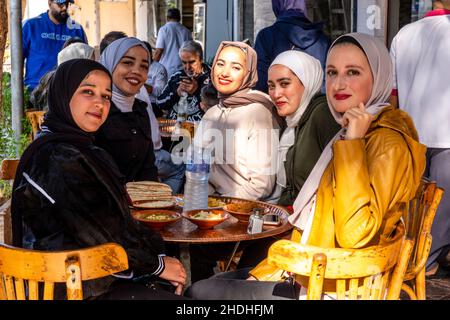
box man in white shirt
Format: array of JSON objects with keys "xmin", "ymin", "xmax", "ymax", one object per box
[
  {"xmin": 390, "ymin": 0, "xmax": 450, "ymax": 273},
  {"xmin": 153, "ymin": 8, "xmax": 192, "ymax": 77}
]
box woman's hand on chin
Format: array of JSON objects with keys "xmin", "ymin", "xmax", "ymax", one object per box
[{"xmin": 342, "ymin": 102, "xmax": 375, "ymax": 140}]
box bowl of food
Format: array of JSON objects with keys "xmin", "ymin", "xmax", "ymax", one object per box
[
  {"xmin": 182, "ymin": 209, "xmax": 230, "ymax": 230},
  {"xmin": 132, "ymin": 209, "xmax": 181, "ymax": 231},
  {"xmin": 223, "ymin": 202, "xmax": 264, "ymax": 223}
]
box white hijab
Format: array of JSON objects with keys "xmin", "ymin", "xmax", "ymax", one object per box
[
  {"xmin": 289, "ymin": 33, "xmax": 394, "ymax": 236},
  {"xmin": 271, "ymin": 51, "xmax": 324, "ymax": 189}
]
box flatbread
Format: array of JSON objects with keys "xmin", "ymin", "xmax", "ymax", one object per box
[
  {"xmin": 130, "ymin": 195, "xmax": 174, "ymax": 202},
  {"xmin": 126, "ymin": 181, "xmax": 173, "ymax": 192},
  {"xmin": 132, "ymin": 199, "xmax": 175, "ymax": 209},
  {"xmin": 126, "ymin": 181, "xmax": 173, "ymax": 204}
]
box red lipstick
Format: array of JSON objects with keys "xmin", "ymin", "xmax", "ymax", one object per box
[{"xmin": 334, "ymin": 94, "xmax": 351, "ymax": 100}]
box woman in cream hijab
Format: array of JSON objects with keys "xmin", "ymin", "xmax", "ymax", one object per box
[
  {"xmin": 267, "ymin": 50, "xmax": 340, "ymax": 205},
  {"xmin": 189, "ymin": 41, "xmax": 282, "ymax": 283},
  {"xmin": 186, "ymin": 33, "xmax": 426, "ymax": 300},
  {"xmin": 193, "ymin": 41, "xmax": 283, "ymax": 201}
]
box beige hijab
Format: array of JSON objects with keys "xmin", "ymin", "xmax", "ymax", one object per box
[
  {"xmin": 211, "ymin": 41, "xmax": 284, "ymax": 128},
  {"xmin": 289, "ymin": 33, "xmax": 394, "ymax": 232}
]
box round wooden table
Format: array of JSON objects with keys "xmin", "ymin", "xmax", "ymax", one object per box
[
  {"xmin": 157, "ymin": 198, "xmax": 293, "ymax": 272},
  {"xmin": 133, "ymin": 197, "xmax": 292, "ymax": 273},
  {"xmin": 159, "ymin": 210, "xmax": 292, "ymax": 243}
]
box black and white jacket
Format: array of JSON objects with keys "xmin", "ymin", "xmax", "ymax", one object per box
[{"xmin": 155, "ymin": 63, "xmax": 211, "ymax": 122}]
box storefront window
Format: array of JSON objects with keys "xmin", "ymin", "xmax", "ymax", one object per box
[{"xmin": 306, "ymin": 0, "xmax": 355, "ymax": 40}]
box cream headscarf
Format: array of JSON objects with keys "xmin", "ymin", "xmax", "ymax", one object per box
[
  {"xmin": 270, "ymin": 50, "xmax": 323, "ymax": 189},
  {"xmin": 289, "ymin": 33, "xmax": 394, "ymax": 233}
]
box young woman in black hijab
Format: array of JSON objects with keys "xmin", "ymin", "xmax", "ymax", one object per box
[{"xmin": 11, "ymin": 59, "xmax": 186, "ymax": 300}]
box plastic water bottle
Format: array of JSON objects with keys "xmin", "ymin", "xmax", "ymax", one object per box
[
  {"xmin": 177, "ymin": 91, "xmax": 188, "ymax": 123},
  {"xmin": 183, "ymin": 147, "xmax": 210, "ymax": 212}
]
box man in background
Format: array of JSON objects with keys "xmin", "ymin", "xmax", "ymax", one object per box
[
  {"xmin": 390, "ymin": 0, "xmax": 450, "ymax": 275},
  {"xmin": 155, "ymin": 40, "xmax": 210, "ymax": 123},
  {"xmin": 153, "ymin": 8, "xmax": 192, "ymax": 77},
  {"xmin": 22, "ymin": 0, "xmax": 87, "ymax": 92}
]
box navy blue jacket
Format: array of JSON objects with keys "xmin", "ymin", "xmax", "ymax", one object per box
[{"xmin": 254, "ymin": 13, "xmax": 330, "ymax": 93}]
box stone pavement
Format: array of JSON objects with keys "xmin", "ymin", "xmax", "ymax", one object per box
[{"xmin": 426, "ymin": 272, "xmax": 450, "ymax": 300}]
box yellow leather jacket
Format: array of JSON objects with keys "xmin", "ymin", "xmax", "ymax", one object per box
[{"xmin": 250, "ymin": 106, "xmax": 426, "ymax": 281}]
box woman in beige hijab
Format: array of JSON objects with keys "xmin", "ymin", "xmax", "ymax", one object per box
[
  {"xmin": 193, "ymin": 41, "xmax": 282, "ymax": 200},
  {"xmin": 188, "ymin": 41, "xmax": 282, "ymax": 284},
  {"xmin": 186, "ymin": 33, "xmax": 426, "ymax": 300}
]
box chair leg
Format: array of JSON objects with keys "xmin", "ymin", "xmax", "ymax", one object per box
[
  {"xmin": 401, "ymin": 283, "xmax": 417, "ymax": 300},
  {"xmin": 415, "ymin": 268, "xmax": 426, "ymax": 300}
]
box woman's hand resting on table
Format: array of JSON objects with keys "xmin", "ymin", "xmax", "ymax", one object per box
[
  {"xmin": 342, "ymin": 102, "xmax": 375, "ymax": 140},
  {"xmin": 159, "ymin": 256, "xmax": 187, "ymax": 295}
]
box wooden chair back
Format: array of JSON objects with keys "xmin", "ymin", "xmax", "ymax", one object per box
[
  {"xmin": 25, "ymin": 110, "xmax": 45, "ymax": 140},
  {"xmin": 0, "ymin": 159, "xmax": 19, "ymax": 181},
  {"xmin": 0, "ymin": 243, "xmax": 128, "ymax": 300},
  {"xmin": 267, "ymin": 223, "xmax": 412, "ymax": 300},
  {"xmin": 402, "ymin": 178, "xmax": 444, "ymax": 299},
  {"xmin": 0, "ymin": 159, "xmax": 19, "ymax": 245}
]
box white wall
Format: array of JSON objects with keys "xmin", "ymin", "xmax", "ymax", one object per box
[
  {"xmin": 24, "ymin": 0, "xmax": 48, "ymax": 21},
  {"xmin": 135, "ymin": 0, "xmax": 150, "ymax": 42}
]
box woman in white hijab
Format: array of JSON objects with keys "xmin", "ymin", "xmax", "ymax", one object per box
[{"xmin": 267, "ymin": 50, "xmax": 340, "ymax": 205}]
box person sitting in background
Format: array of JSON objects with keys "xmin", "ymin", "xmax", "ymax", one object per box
[
  {"xmin": 11, "ymin": 59, "xmax": 186, "ymax": 299},
  {"xmin": 199, "ymin": 83, "xmax": 219, "ymax": 113},
  {"xmin": 61, "ymin": 36, "xmax": 86, "ymax": 49},
  {"xmin": 186, "ymin": 33, "xmax": 426, "ymax": 300},
  {"xmin": 97, "ymin": 37, "xmax": 158, "ymax": 183},
  {"xmin": 57, "ymin": 42, "xmax": 95, "ymax": 65},
  {"xmin": 142, "ymin": 41, "xmax": 168, "ymax": 106},
  {"xmin": 155, "ymin": 40, "xmax": 211, "ymax": 123},
  {"xmin": 99, "ymin": 31, "xmax": 128, "ymax": 55},
  {"xmin": 253, "ymin": 0, "xmax": 330, "ymax": 93}
]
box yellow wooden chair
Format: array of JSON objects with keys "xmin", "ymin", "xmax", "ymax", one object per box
[
  {"xmin": 401, "ymin": 179, "xmax": 444, "ymax": 300},
  {"xmin": 0, "ymin": 243, "xmax": 128, "ymax": 300},
  {"xmin": 0, "ymin": 159, "xmax": 19, "ymax": 245},
  {"xmin": 267, "ymin": 223, "xmax": 413, "ymax": 300}
]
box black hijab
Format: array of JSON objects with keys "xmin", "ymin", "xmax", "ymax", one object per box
[{"xmin": 12, "ymin": 59, "xmax": 127, "ymax": 246}]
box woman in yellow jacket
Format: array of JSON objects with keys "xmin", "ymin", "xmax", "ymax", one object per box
[{"xmin": 185, "ymin": 33, "xmax": 426, "ymax": 300}]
